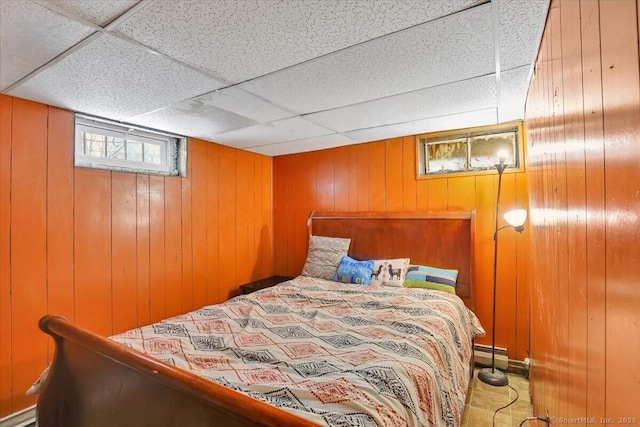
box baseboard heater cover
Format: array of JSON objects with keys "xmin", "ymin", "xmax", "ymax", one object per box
[
  {"xmin": 474, "ymin": 344, "xmax": 509, "ymax": 370},
  {"xmin": 0, "ymin": 405, "xmax": 36, "ymax": 427}
]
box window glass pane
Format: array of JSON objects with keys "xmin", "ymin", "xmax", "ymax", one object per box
[
  {"xmin": 127, "ymin": 140, "xmax": 144, "ymax": 162},
  {"xmin": 427, "ymin": 139, "xmax": 467, "ymax": 173},
  {"xmin": 75, "ymin": 115, "xmax": 184, "ymax": 176},
  {"xmin": 82, "ymin": 132, "xmax": 106, "ymax": 158},
  {"xmin": 106, "ymin": 137, "xmax": 126, "ymax": 160},
  {"xmin": 470, "ymin": 131, "xmax": 516, "ymax": 168},
  {"xmin": 143, "ymin": 143, "xmax": 161, "ymax": 164}
]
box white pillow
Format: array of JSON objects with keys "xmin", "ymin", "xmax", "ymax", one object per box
[
  {"xmin": 301, "ymin": 236, "xmax": 351, "ymax": 280},
  {"xmin": 369, "ymin": 258, "xmax": 410, "ymax": 287}
]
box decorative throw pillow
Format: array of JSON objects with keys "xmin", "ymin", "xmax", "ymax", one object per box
[
  {"xmin": 369, "ymin": 258, "xmax": 410, "ymax": 287},
  {"xmin": 301, "ymin": 236, "xmax": 351, "ymax": 280},
  {"xmin": 333, "ymin": 256, "xmax": 375, "ymax": 285},
  {"xmin": 403, "ymin": 265, "xmax": 459, "ymax": 294}
]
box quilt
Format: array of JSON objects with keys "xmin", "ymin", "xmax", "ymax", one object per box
[{"xmin": 112, "ymin": 276, "xmax": 485, "ymax": 427}]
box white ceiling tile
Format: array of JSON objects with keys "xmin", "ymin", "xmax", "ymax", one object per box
[
  {"xmin": 192, "ymin": 87, "xmax": 295, "ymax": 123},
  {"xmin": 125, "ymin": 86, "xmax": 295, "ymax": 139},
  {"xmin": 240, "ymin": 3, "xmax": 494, "ymax": 114},
  {"xmin": 210, "ymin": 117, "xmax": 334, "ymax": 149},
  {"xmin": 246, "ymin": 134, "xmax": 355, "ymax": 156},
  {"xmin": 499, "ymin": 0, "xmax": 550, "ymax": 70},
  {"xmin": 8, "ymin": 34, "xmax": 224, "ymax": 120},
  {"xmin": 45, "ymin": 0, "xmax": 141, "ymax": 26},
  {"xmin": 306, "ymin": 75, "xmax": 496, "ymax": 133},
  {"xmin": 0, "ymin": 0, "xmax": 95, "ymax": 90},
  {"xmin": 125, "ymin": 105, "xmax": 257, "ymax": 139},
  {"xmin": 113, "ymin": 0, "xmax": 482, "ymax": 83},
  {"xmin": 499, "ymin": 65, "xmax": 531, "ymax": 122},
  {"xmin": 344, "ymin": 108, "xmax": 498, "ymax": 143}
]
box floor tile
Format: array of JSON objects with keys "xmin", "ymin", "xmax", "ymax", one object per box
[{"xmin": 465, "ymin": 368, "xmax": 534, "ymax": 426}]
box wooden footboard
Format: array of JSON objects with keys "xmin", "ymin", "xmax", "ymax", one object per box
[{"xmin": 37, "ymin": 315, "xmax": 317, "ymax": 427}]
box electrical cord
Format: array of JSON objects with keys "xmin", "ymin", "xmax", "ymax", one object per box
[
  {"xmin": 519, "ymin": 416, "xmax": 550, "ymax": 426},
  {"xmin": 489, "ymin": 384, "xmax": 551, "ymax": 426},
  {"xmin": 493, "ymin": 384, "xmax": 519, "ymax": 427}
]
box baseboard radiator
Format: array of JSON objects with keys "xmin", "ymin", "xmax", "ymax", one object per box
[
  {"xmin": 474, "ymin": 344, "xmax": 528, "ymax": 376},
  {"xmin": 0, "ymin": 406, "xmax": 36, "ymax": 427}
]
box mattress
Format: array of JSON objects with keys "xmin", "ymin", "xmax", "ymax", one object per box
[{"xmin": 111, "ymin": 276, "xmax": 485, "ymax": 426}]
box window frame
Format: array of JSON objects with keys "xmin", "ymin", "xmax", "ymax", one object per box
[
  {"xmin": 415, "ymin": 121, "xmax": 525, "ymax": 179},
  {"xmin": 74, "ymin": 114, "xmax": 186, "ymax": 177}
]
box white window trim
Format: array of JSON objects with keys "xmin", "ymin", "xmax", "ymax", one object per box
[{"xmin": 74, "ymin": 114, "xmax": 186, "ymax": 177}]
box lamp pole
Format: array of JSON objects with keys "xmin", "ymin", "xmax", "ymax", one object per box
[{"xmin": 478, "ymin": 154, "xmax": 509, "ymax": 386}]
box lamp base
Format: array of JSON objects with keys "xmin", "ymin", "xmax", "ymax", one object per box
[{"xmin": 477, "ymin": 367, "xmax": 509, "ymax": 386}]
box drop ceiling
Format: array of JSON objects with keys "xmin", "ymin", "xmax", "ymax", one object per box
[{"xmin": 0, "ymin": 0, "xmax": 549, "ymax": 156}]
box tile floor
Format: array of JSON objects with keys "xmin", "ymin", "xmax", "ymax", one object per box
[{"xmin": 462, "ymin": 368, "xmax": 535, "ymax": 427}]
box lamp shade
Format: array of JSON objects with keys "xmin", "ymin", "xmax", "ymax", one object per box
[{"xmin": 503, "ymin": 209, "xmax": 527, "ymax": 227}]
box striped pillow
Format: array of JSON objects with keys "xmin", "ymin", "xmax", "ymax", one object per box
[{"xmin": 403, "ymin": 265, "xmax": 458, "ymax": 294}]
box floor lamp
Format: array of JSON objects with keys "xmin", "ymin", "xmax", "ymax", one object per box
[{"xmin": 477, "ymin": 150, "xmax": 527, "ymax": 387}]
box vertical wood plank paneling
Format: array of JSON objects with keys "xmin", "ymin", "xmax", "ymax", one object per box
[
  {"xmin": 416, "ymin": 178, "xmax": 429, "ymax": 211},
  {"xmin": 252, "ymin": 156, "xmax": 264, "ymax": 280},
  {"xmin": 384, "ymin": 138, "xmax": 403, "ymax": 211},
  {"xmin": 0, "ymin": 95, "xmax": 12, "ymax": 415},
  {"xmin": 514, "ymin": 172, "xmax": 529, "ymax": 361},
  {"xmin": 559, "ymin": 0, "xmax": 587, "ymax": 419},
  {"xmin": 550, "ymin": 6, "xmax": 569, "ymax": 419},
  {"xmin": 426, "ymin": 178, "xmax": 447, "ymax": 210},
  {"xmin": 447, "ymin": 176, "xmax": 475, "ymax": 210},
  {"xmin": 149, "ymin": 175, "xmax": 166, "ymax": 323},
  {"xmin": 181, "ymin": 144, "xmax": 193, "ymax": 313},
  {"xmin": 136, "ymin": 175, "xmax": 150, "ymax": 326},
  {"xmin": 293, "ymin": 154, "xmax": 308, "ymax": 274},
  {"xmin": 206, "ymin": 143, "xmax": 219, "ymax": 303},
  {"xmin": 245, "ymin": 154, "xmax": 257, "ymax": 282},
  {"xmin": 402, "ymin": 136, "xmax": 417, "ymax": 212},
  {"xmin": 334, "ymin": 146, "xmax": 350, "ymax": 212},
  {"xmin": 218, "ymin": 146, "xmax": 236, "ymax": 300},
  {"xmin": 369, "ymin": 141, "xmax": 385, "ymax": 211},
  {"xmin": 0, "ymin": 100, "xmax": 277, "ymax": 417},
  {"xmin": 235, "ymin": 150, "xmax": 251, "ymax": 287},
  {"xmin": 10, "ymin": 99, "xmax": 48, "ymax": 411},
  {"xmin": 273, "ymin": 156, "xmax": 288, "ymax": 275},
  {"xmin": 164, "ymin": 177, "xmax": 183, "ymax": 317},
  {"xmin": 252, "ymin": 155, "xmax": 269, "ymax": 280},
  {"xmin": 46, "ymin": 107, "xmax": 74, "ymax": 358},
  {"xmin": 581, "ymin": 0, "xmax": 607, "ymax": 419},
  {"xmin": 74, "ymin": 168, "xmax": 112, "ymax": 335},
  {"xmin": 285, "ymin": 156, "xmax": 296, "ymax": 274},
  {"xmin": 261, "ymin": 156, "xmax": 273, "ymax": 278},
  {"xmin": 111, "ymin": 172, "xmax": 137, "ymax": 334},
  {"xmin": 600, "ymin": 0, "xmax": 640, "ymax": 418},
  {"xmin": 526, "ymin": 0, "xmax": 640, "ymax": 422},
  {"xmin": 316, "ymin": 150, "xmax": 335, "ymax": 212},
  {"xmin": 356, "ymin": 144, "xmax": 370, "ymax": 211},
  {"xmin": 190, "ymin": 140, "xmax": 208, "ymax": 309},
  {"xmin": 348, "ymin": 145, "xmax": 359, "ymax": 211}
]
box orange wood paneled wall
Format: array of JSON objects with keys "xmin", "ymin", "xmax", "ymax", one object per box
[
  {"xmin": 525, "ymin": 0, "xmax": 640, "ymax": 421},
  {"xmin": 272, "ymin": 137, "xmax": 530, "ymax": 361},
  {"xmin": 0, "ymin": 95, "xmax": 273, "ymax": 417}
]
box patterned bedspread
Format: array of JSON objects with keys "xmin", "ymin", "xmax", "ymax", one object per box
[{"xmin": 112, "ymin": 276, "xmax": 485, "ymax": 427}]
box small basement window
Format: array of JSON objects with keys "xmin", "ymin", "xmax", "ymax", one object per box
[
  {"xmin": 75, "ymin": 115, "xmax": 186, "ymax": 176},
  {"xmin": 416, "ymin": 122, "xmax": 524, "ymax": 178}
]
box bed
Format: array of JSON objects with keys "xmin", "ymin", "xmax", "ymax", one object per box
[{"xmin": 35, "ymin": 211, "xmax": 483, "ymax": 427}]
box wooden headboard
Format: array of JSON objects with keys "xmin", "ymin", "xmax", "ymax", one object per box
[{"xmin": 308, "ymin": 211, "xmax": 476, "ymax": 310}]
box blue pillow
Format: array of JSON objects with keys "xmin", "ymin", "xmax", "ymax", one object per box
[
  {"xmin": 404, "ymin": 265, "xmax": 458, "ymax": 294},
  {"xmin": 333, "ymin": 256, "xmax": 375, "ymax": 285}
]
